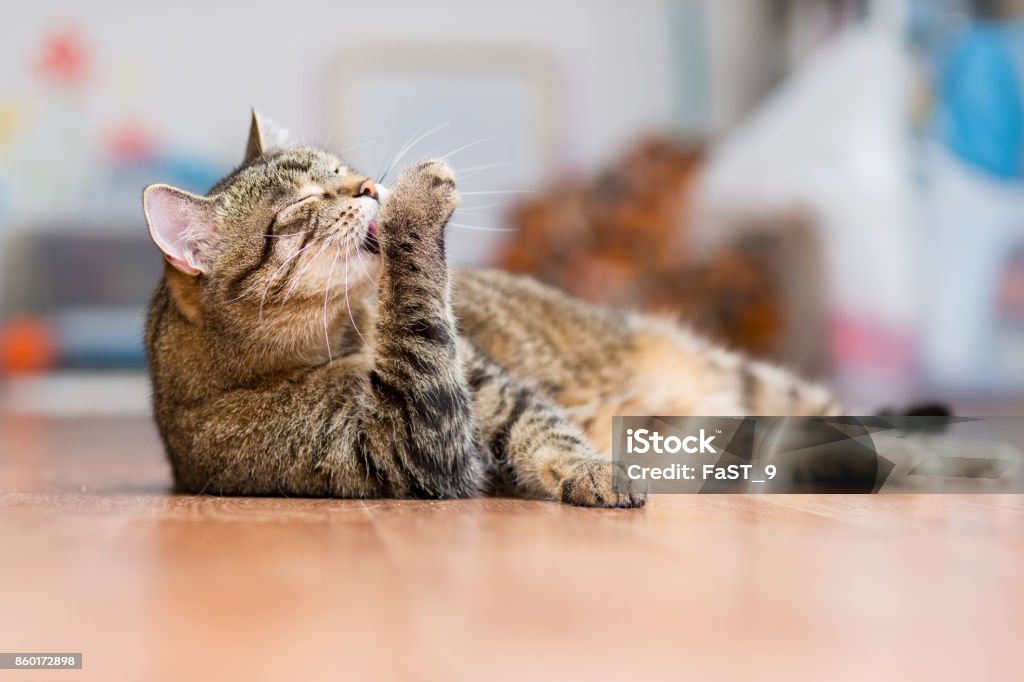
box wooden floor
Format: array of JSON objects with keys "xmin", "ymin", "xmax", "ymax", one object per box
[{"xmin": 1, "ymin": 414, "xmax": 1022, "ymax": 681}]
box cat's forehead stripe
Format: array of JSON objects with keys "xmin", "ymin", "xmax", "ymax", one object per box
[{"xmin": 275, "ymin": 157, "xmax": 313, "ymax": 174}]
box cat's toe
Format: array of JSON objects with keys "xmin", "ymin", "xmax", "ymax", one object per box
[
  {"xmin": 415, "ymin": 159, "xmax": 457, "ymax": 184},
  {"xmin": 558, "ymin": 460, "xmax": 648, "ymax": 508}
]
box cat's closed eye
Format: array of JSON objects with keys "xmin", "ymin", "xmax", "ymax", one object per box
[
  {"xmin": 289, "ymin": 193, "xmax": 324, "ymax": 207},
  {"xmin": 283, "ymin": 185, "xmax": 328, "ymax": 208},
  {"xmin": 274, "ymin": 188, "xmax": 327, "ymax": 222}
]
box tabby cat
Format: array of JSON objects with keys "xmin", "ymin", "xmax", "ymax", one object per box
[{"xmin": 144, "ymin": 112, "xmax": 841, "ymax": 507}]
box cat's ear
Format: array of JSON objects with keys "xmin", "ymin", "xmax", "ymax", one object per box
[
  {"xmin": 143, "ymin": 184, "xmax": 216, "ymax": 276},
  {"xmin": 244, "ymin": 109, "xmax": 267, "ymax": 164},
  {"xmin": 244, "ymin": 109, "xmax": 294, "ymax": 163}
]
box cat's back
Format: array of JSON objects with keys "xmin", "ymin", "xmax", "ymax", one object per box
[
  {"xmin": 453, "ymin": 268, "xmax": 628, "ymax": 344},
  {"xmin": 452, "ymin": 268, "xmax": 635, "ymax": 391}
]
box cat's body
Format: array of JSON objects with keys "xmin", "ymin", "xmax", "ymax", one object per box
[{"xmin": 144, "ymin": 113, "xmax": 840, "ymax": 507}]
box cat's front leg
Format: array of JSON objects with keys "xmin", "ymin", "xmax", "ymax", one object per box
[
  {"xmin": 466, "ymin": 349, "xmax": 648, "ymax": 508},
  {"xmin": 364, "ymin": 160, "xmax": 485, "ymax": 498}
]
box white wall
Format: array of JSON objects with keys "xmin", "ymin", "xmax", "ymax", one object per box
[
  {"xmin": 0, "ymin": 0, "xmax": 821, "ymax": 222},
  {"xmin": 0, "ymin": 0, "xmax": 677, "ymax": 182}
]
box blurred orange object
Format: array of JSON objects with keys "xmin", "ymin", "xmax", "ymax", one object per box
[
  {"xmin": 0, "ymin": 317, "xmax": 58, "ymax": 374},
  {"xmin": 497, "ymin": 137, "xmax": 826, "ymax": 373}
]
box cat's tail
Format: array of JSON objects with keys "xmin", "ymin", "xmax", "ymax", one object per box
[
  {"xmin": 876, "ymin": 402, "xmax": 954, "ymax": 432},
  {"xmin": 736, "ymin": 356, "xmax": 955, "ymax": 425}
]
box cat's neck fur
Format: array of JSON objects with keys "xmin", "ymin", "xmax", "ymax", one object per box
[{"xmin": 156, "ymin": 264, "xmax": 378, "ymax": 392}]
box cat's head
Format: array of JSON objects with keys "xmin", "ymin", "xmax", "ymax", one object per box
[{"xmin": 143, "ymin": 111, "xmax": 385, "ymax": 357}]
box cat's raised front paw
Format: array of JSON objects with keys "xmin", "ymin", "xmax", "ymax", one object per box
[{"xmin": 379, "ymin": 159, "xmax": 459, "ymax": 238}]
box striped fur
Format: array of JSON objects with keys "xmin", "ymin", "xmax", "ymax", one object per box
[{"xmin": 144, "ymin": 127, "xmax": 838, "ymax": 508}]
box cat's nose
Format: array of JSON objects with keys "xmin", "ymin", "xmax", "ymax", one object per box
[{"xmin": 358, "ymin": 179, "xmax": 378, "ymax": 200}]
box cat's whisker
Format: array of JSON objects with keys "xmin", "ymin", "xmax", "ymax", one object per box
[
  {"xmin": 226, "ymin": 237, "xmax": 315, "ymax": 304},
  {"xmin": 437, "ymin": 136, "xmax": 499, "ymax": 161},
  {"xmin": 380, "ymin": 125, "xmax": 440, "ymax": 182},
  {"xmin": 456, "ymin": 201, "xmax": 499, "ymax": 209},
  {"xmin": 454, "ymin": 164, "xmax": 510, "ymax": 181},
  {"xmin": 378, "ymin": 121, "xmax": 449, "ymax": 184},
  {"xmin": 257, "ymin": 239, "xmax": 321, "ymax": 320},
  {"xmin": 454, "ymin": 203, "xmax": 499, "ymax": 214},
  {"xmin": 454, "ymin": 162, "xmax": 509, "ymax": 175},
  {"xmin": 256, "ymin": 146, "xmax": 282, "ymax": 181},
  {"xmin": 225, "ymin": 280, "xmax": 265, "ymax": 304},
  {"xmin": 321, "ymin": 125, "xmax": 336, "ymax": 150},
  {"xmin": 323, "ymin": 247, "xmax": 340, "ymax": 363},
  {"xmin": 335, "ymin": 139, "xmax": 376, "ymax": 157},
  {"xmin": 353, "ymin": 243, "xmax": 373, "ymax": 281},
  {"xmin": 260, "ymin": 150, "xmax": 288, "ymax": 187},
  {"xmin": 448, "ymin": 222, "xmax": 519, "ymax": 232},
  {"xmin": 399, "ymin": 121, "xmax": 449, "ymax": 160},
  {"xmin": 377, "ymin": 121, "xmax": 431, "ymax": 179},
  {"xmin": 344, "ymin": 248, "xmax": 367, "ymax": 346},
  {"xmin": 282, "ymin": 239, "xmax": 332, "ymax": 304},
  {"xmin": 271, "ymin": 165, "xmax": 285, "ymax": 186}
]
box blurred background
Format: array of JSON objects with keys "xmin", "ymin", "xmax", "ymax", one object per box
[{"xmin": 0, "ymin": 0, "xmax": 1021, "ymax": 417}]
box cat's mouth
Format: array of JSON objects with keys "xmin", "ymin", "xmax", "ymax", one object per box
[{"xmin": 361, "ymin": 221, "xmax": 380, "ymax": 255}]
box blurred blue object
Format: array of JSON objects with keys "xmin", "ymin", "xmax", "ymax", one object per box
[
  {"xmin": 935, "ymin": 21, "xmax": 1024, "ymax": 180},
  {"xmin": 112, "ymin": 154, "xmax": 227, "ymax": 197},
  {"xmin": 158, "ymin": 154, "xmax": 228, "ymax": 195}
]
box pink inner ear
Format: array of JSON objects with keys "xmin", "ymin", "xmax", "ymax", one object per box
[
  {"xmin": 145, "ymin": 185, "xmax": 205, "ymax": 275},
  {"xmin": 164, "ymin": 254, "xmax": 201, "ymax": 276}
]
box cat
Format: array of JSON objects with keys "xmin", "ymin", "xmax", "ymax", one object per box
[{"xmin": 143, "ymin": 111, "xmax": 843, "ymax": 508}]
